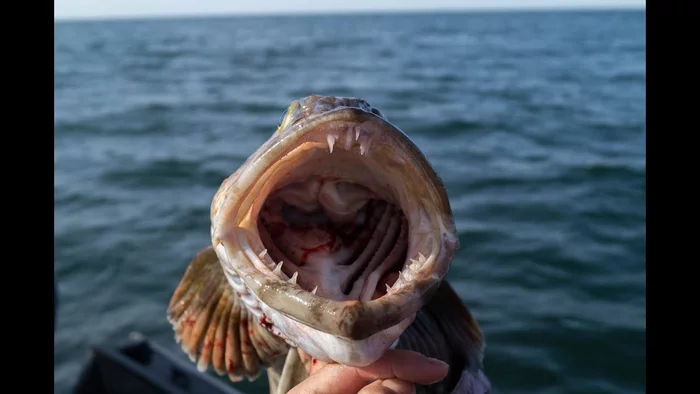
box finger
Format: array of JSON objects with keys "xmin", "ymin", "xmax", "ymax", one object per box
[
  {"xmin": 359, "ymin": 379, "xmax": 415, "ymax": 394},
  {"xmin": 297, "ymin": 348, "xmax": 313, "ymax": 366},
  {"xmin": 380, "ymin": 379, "xmax": 415, "ymax": 394},
  {"xmin": 309, "ymin": 358, "xmax": 328, "ymax": 375},
  {"xmin": 297, "ymin": 348, "xmax": 317, "ymax": 373},
  {"xmin": 352, "ymin": 350, "xmax": 448, "ymax": 385},
  {"xmin": 288, "ymin": 350, "xmax": 447, "ymax": 394}
]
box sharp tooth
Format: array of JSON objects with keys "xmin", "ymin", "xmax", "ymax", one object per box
[
  {"xmin": 258, "ymin": 249, "xmax": 268, "ymax": 259},
  {"xmin": 386, "ymin": 283, "xmax": 392, "ymax": 293},
  {"xmin": 274, "ymin": 261, "xmax": 283, "ymax": 276},
  {"xmin": 360, "ymin": 142, "xmax": 367, "ymax": 155},
  {"xmin": 345, "ymin": 128, "xmax": 354, "ymax": 149},
  {"xmin": 288, "ymin": 271, "xmax": 298, "ymax": 285},
  {"xmin": 409, "ymin": 258, "xmax": 420, "ymax": 269},
  {"xmin": 402, "ymin": 270, "xmax": 413, "ymax": 281},
  {"xmin": 327, "ymin": 135, "xmax": 335, "ymax": 153},
  {"xmin": 311, "ymin": 286, "xmax": 318, "ymax": 295},
  {"xmin": 355, "ymin": 127, "xmax": 360, "ymax": 140},
  {"xmin": 418, "ymin": 253, "xmax": 427, "ymax": 263}
]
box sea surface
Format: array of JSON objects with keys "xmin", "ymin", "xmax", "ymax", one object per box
[{"xmin": 54, "ymin": 10, "xmax": 646, "ymax": 394}]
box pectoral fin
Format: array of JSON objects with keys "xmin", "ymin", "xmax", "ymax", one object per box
[
  {"xmin": 397, "ymin": 281, "xmax": 491, "ymax": 394},
  {"xmin": 167, "ymin": 246, "xmax": 290, "ymax": 382}
]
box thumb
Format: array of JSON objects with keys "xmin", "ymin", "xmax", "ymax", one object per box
[{"xmin": 289, "ymin": 350, "xmax": 449, "ymax": 394}]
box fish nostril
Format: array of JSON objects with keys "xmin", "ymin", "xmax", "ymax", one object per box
[{"xmin": 370, "ymin": 108, "xmax": 383, "ymax": 117}]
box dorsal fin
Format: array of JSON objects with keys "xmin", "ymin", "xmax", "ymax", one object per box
[{"xmin": 167, "ymin": 246, "xmax": 289, "ymax": 382}]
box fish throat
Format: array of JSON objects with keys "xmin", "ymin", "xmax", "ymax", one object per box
[{"xmin": 259, "ymin": 172, "xmax": 408, "ymax": 301}]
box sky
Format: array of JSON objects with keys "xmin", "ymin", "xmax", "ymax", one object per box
[{"xmin": 54, "ymin": 0, "xmax": 646, "ymax": 20}]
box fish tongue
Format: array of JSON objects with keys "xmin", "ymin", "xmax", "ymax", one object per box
[{"xmin": 318, "ymin": 180, "xmax": 372, "ymax": 225}]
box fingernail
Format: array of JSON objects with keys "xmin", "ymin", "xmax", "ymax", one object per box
[
  {"xmin": 425, "ymin": 357, "xmax": 449, "ymax": 384},
  {"xmin": 426, "ymin": 357, "xmax": 448, "ymax": 368}
]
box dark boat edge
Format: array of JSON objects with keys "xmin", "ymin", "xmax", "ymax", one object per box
[{"xmin": 73, "ymin": 332, "xmax": 245, "ymax": 394}]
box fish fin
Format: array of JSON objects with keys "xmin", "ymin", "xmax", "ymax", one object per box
[
  {"xmin": 271, "ymin": 348, "xmax": 309, "ymax": 394},
  {"xmin": 397, "ymin": 280, "xmax": 490, "ymax": 394},
  {"xmin": 266, "ymin": 356, "xmax": 287, "ymax": 394},
  {"xmin": 451, "ymin": 368, "xmax": 492, "ymax": 394},
  {"xmin": 167, "ymin": 246, "xmax": 289, "ymax": 382}
]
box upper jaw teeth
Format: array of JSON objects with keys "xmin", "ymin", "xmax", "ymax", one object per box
[
  {"xmin": 325, "ymin": 127, "xmax": 369, "ymax": 156},
  {"xmin": 327, "ymin": 135, "xmax": 336, "ymax": 153}
]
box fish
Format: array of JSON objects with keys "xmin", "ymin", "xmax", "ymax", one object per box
[{"xmin": 167, "ymin": 95, "xmax": 491, "ymax": 394}]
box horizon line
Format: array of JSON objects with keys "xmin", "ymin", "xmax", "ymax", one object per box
[{"xmin": 54, "ymin": 5, "xmax": 645, "ymax": 23}]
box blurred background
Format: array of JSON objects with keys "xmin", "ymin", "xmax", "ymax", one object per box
[{"xmin": 54, "ymin": 1, "xmax": 646, "ymax": 393}]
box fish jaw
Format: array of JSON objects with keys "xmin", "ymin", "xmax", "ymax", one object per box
[
  {"xmin": 216, "ymin": 243, "xmax": 415, "ymax": 365},
  {"xmin": 209, "ymin": 95, "xmax": 459, "ymax": 366}
]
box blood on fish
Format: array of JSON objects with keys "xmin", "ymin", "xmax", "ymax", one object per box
[
  {"xmin": 300, "ymin": 233, "xmax": 336, "ymax": 264},
  {"xmin": 259, "ymin": 314, "xmax": 274, "ymax": 331},
  {"xmin": 227, "ymin": 359, "xmax": 235, "ymax": 373}
]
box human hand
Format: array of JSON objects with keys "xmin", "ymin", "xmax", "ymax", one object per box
[{"xmin": 288, "ymin": 349, "xmax": 449, "ymax": 394}]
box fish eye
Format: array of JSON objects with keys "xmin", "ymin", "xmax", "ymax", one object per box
[
  {"xmin": 276, "ymin": 106, "xmax": 292, "ymax": 132},
  {"xmin": 278, "ymin": 109, "xmax": 288, "ymax": 128},
  {"xmin": 276, "ymin": 102, "xmax": 299, "ymax": 133}
]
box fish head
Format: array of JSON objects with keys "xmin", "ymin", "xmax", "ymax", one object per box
[{"xmin": 211, "ymin": 94, "xmax": 459, "ymax": 367}]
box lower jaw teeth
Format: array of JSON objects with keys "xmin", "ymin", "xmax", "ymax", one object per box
[
  {"xmin": 274, "ymin": 261, "xmax": 284, "ymax": 276},
  {"xmin": 271, "ymin": 267, "xmax": 406, "ymax": 299},
  {"xmin": 265, "ymin": 253, "xmax": 425, "ymax": 298}
]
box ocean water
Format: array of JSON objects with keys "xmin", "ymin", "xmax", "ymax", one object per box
[{"xmin": 54, "ymin": 10, "xmax": 646, "ymax": 394}]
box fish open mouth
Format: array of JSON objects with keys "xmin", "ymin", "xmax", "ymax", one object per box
[
  {"xmin": 255, "ymin": 119, "xmax": 436, "ymax": 303},
  {"xmin": 212, "ymin": 106, "xmax": 458, "ymax": 343}
]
